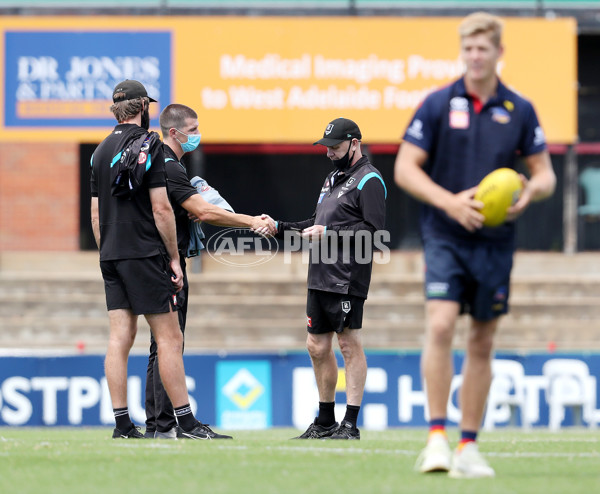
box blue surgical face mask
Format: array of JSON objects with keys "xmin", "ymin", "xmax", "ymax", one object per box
[{"xmin": 175, "ymin": 128, "xmax": 201, "ymax": 153}]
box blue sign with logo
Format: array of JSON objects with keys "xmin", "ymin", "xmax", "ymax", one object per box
[
  {"xmin": 4, "ymin": 31, "xmax": 171, "ymax": 127},
  {"xmin": 216, "ymin": 360, "xmax": 272, "ymax": 429},
  {"xmin": 1, "ymin": 352, "xmax": 599, "ymax": 429}
]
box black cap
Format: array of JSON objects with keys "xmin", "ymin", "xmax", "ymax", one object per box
[
  {"xmin": 313, "ymin": 118, "xmax": 362, "ymax": 146},
  {"xmin": 112, "ymin": 80, "xmax": 157, "ymax": 103}
]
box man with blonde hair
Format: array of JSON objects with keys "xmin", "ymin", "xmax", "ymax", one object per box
[
  {"xmin": 395, "ymin": 13, "xmax": 556, "ymax": 477},
  {"xmin": 459, "ymin": 10, "xmax": 503, "ymax": 46}
]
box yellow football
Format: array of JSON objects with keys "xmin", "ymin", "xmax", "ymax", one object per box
[{"xmin": 474, "ymin": 168, "xmax": 523, "ymax": 227}]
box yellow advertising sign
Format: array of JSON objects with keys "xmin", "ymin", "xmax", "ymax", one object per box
[{"xmin": 0, "ymin": 16, "xmax": 576, "ymax": 143}]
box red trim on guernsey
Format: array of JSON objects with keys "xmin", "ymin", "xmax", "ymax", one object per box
[{"xmin": 470, "ymin": 95, "xmax": 483, "ymax": 114}]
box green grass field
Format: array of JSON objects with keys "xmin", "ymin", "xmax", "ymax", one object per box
[{"xmin": 0, "ymin": 428, "xmax": 598, "ymax": 494}]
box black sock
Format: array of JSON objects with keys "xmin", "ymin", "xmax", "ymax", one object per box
[
  {"xmin": 316, "ymin": 401, "xmax": 336, "ymax": 427},
  {"xmin": 174, "ymin": 404, "xmax": 197, "ymax": 432},
  {"xmin": 113, "ymin": 407, "xmax": 133, "ymax": 431},
  {"xmin": 343, "ymin": 405, "xmax": 360, "ymax": 428}
]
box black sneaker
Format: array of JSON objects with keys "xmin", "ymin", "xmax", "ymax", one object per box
[
  {"xmin": 325, "ymin": 420, "xmax": 360, "ymax": 440},
  {"xmin": 176, "ymin": 423, "xmax": 233, "ymax": 440},
  {"xmin": 292, "ymin": 418, "xmax": 339, "ymax": 439},
  {"xmin": 143, "ymin": 429, "xmax": 156, "ymax": 439},
  {"xmin": 112, "ymin": 425, "xmax": 146, "ymax": 439}
]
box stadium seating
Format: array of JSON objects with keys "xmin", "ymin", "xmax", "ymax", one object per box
[{"xmin": 3, "ymin": 251, "xmax": 600, "ymax": 353}]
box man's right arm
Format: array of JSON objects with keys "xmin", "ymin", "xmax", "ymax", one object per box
[
  {"xmin": 394, "ymin": 141, "xmax": 450, "ymax": 209},
  {"xmin": 149, "ymin": 186, "xmax": 183, "ymax": 291},
  {"xmin": 181, "ymin": 194, "xmax": 273, "ymax": 232},
  {"xmin": 272, "ymin": 215, "xmax": 316, "ymax": 238},
  {"xmin": 394, "ymin": 141, "xmax": 484, "ymax": 232}
]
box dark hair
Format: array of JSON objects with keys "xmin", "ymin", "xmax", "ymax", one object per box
[{"xmin": 159, "ymin": 104, "xmax": 198, "ymax": 137}]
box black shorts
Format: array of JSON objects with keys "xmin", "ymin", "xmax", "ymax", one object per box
[
  {"xmin": 306, "ymin": 289, "xmax": 365, "ymax": 334},
  {"xmin": 100, "ymin": 254, "xmax": 180, "ymax": 316}
]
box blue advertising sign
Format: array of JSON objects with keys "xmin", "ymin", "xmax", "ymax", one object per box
[
  {"xmin": 0, "ymin": 352, "xmax": 598, "ymax": 429},
  {"xmin": 216, "ymin": 360, "xmax": 272, "ymax": 429},
  {"xmin": 4, "ymin": 31, "xmax": 171, "ymax": 127}
]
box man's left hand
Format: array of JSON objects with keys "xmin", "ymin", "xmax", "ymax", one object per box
[
  {"xmin": 506, "ymin": 173, "xmax": 530, "ymax": 222},
  {"xmin": 301, "ymin": 225, "xmax": 326, "ymax": 241}
]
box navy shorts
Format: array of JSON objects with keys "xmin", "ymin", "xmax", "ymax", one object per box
[
  {"xmin": 306, "ymin": 289, "xmax": 365, "ymax": 334},
  {"xmin": 423, "ymin": 238, "xmax": 513, "ymax": 321},
  {"xmin": 100, "ymin": 253, "xmax": 180, "ymax": 316}
]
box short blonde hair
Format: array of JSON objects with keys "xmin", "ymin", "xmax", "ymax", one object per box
[{"xmin": 459, "ymin": 12, "xmax": 503, "ymax": 47}]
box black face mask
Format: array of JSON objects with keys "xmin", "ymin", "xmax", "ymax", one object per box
[
  {"xmin": 331, "ymin": 141, "xmax": 355, "ymax": 172},
  {"xmin": 140, "ymin": 104, "xmax": 150, "ymax": 130}
]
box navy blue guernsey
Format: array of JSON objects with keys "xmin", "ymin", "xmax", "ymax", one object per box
[
  {"xmin": 402, "ymin": 77, "xmax": 547, "ymax": 246},
  {"xmin": 277, "ymin": 156, "xmax": 386, "ymax": 298},
  {"xmin": 90, "ymin": 124, "xmax": 166, "ymax": 261}
]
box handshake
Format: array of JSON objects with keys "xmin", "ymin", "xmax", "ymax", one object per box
[
  {"xmin": 250, "ymin": 214, "xmax": 277, "ymax": 237},
  {"xmin": 250, "ymin": 214, "xmax": 326, "ymax": 241}
]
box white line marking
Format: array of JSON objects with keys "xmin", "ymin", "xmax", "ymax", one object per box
[
  {"xmin": 264, "ymin": 445, "xmax": 599, "ymax": 459},
  {"xmin": 485, "ymin": 437, "xmax": 599, "ymax": 443}
]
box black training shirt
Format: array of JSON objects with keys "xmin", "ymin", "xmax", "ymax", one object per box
[
  {"xmin": 90, "ymin": 124, "xmax": 166, "ymax": 261},
  {"xmin": 278, "ymin": 156, "xmax": 387, "ymax": 298},
  {"xmin": 163, "ymin": 144, "xmax": 198, "ymax": 254}
]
